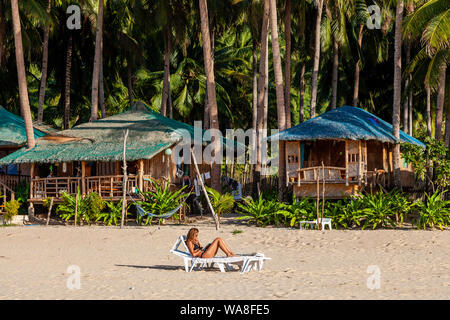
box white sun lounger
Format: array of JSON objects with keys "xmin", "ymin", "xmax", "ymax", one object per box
[{"xmin": 170, "ymin": 235, "xmax": 271, "ymax": 274}]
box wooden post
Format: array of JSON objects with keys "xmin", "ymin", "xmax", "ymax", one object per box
[
  {"xmin": 138, "ymin": 159, "xmax": 144, "ymax": 192},
  {"xmin": 191, "ymin": 148, "xmax": 220, "ymax": 231},
  {"xmin": 30, "ymin": 163, "xmax": 35, "ymax": 199},
  {"xmin": 81, "ymin": 161, "xmax": 86, "ymax": 196},
  {"xmin": 46, "ymin": 197, "xmax": 54, "ymax": 226},
  {"xmin": 316, "ymin": 167, "xmax": 320, "ymax": 230},
  {"xmin": 358, "ymin": 141, "xmax": 362, "ymax": 186},
  {"xmin": 364, "ymin": 141, "xmax": 368, "ymax": 186},
  {"xmin": 345, "ymin": 140, "xmax": 349, "ymax": 186},
  {"xmin": 74, "ymin": 192, "xmax": 78, "ymax": 227},
  {"xmin": 121, "ymin": 129, "xmax": 129, "ymax": 229},
  {"xmin": 321, "ymin": 161, "xmax": 325, "ymax": 229},
  {"xmin": 285, "ymin": 142, "xmax": 289, "ymax": 187},
  {"xmin": 297, "ymin": 141, "xmax": 301, "ymax": 187}
]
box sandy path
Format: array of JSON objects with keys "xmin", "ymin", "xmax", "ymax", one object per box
[{"xmin": 1, "ymin": 217, "xmax": 450, "ymax": 300}]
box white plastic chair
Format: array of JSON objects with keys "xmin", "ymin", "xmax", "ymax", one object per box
[{"xmin": 299, "ymin": 218, "xmax": 332, "ymax": 230}]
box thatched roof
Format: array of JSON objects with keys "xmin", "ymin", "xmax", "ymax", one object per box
[
  {"xmin": 0, "ymin": 106, "xmax": 49, "ymax": 147},
  {"xmin": 268, "ymin": 106, "xmax": 426, "ymax": 148},
  {"xmin": 0, "ymin": 102, "xmax": 233, "ymax": 164}
]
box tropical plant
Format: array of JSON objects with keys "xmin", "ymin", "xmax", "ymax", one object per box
[
  {"xmin": 134, "ymin": 178, "xmax": 187, "ymax": 225},
  {"xmin": 3, "ymin": 199, "xmax": 20, "ymax": 223},
  {"xmin": 57, "ymin": 189, "xmax": 105, "ymax": 225},
  {"xmin": 413, "ymin": 190, "xmax": 450, "ymax": 230},
  {"xmin": 205, "ymin": 186, "xmax": 235, "ymax": 221},
  {"xmin": 236, "ymin": 195, "xmax": 290, "ymax": 227},
  {"xmin": 13, "ymin": 180, "xmax": 29, "ymax": 214},
  {"xmin": 286, "ymin": 195, "xmax": 317, "ymax": 228},
  {"xmin": 96, "ymin": 199, "xmax": 130, "ymax": 226}
]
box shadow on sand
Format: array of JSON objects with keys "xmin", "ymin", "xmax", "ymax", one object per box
[{"xmin": 114, "ymin": 264, "xmax": 226, "ymax": 272}]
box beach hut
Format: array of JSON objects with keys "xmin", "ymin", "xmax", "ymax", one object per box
[
  {"xmin": 268, "ymin": 106, "xmax": 426, "ymax": 199},
  {"xmin": 0, "ymin": 106, "xmax": 54, "ymax": 205},
  {"xmin": 0, "ymin": 102, "xmax": 228, "ymax": 209}
]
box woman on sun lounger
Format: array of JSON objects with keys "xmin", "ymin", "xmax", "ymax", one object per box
[{"xmin": 186, "ymin": 228, "xmax": 236, "ymax": 258}]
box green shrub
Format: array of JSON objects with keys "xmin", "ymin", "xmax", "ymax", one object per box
[
  {"xmin": 135, "ymin": 178, "xmax": 187, "ymax": 225},
  {"xmin": 96, "ymin": 199, "xmax": 130, "ymax": 226},
  {"xmin": 413, "ymin": 190, "xmax": 450, "ymax": 230},
  {"xmin": 4, "ymin": 199, "xmax": 20, "ymax": 223},
  {"xmin": 57, "ymin": 189, "xmax": 105, "ymax": 225},
  {"xmin": 236, "ymin": 195, "xmax": 290, "ymax": 227},
  {"xmin": 205, "ymin": 186, "xmax": 235, "ymax": 221}
]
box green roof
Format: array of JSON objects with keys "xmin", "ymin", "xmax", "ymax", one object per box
[
  {"xmin": 268, "ymin": 106, "xmax": 426, "ymax": 148},
  {"xmin": 0, "ymin": 106, "xmax": 48, "ymax": 146},
  {"xmin": 0, "ymin": 102, "xmax": 235, "ymax": 164}
]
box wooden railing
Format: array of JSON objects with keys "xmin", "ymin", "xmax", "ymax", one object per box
[
  {"xmin": 0, "ymin": 175, "xmax": 29, "ymax": 191},
  {"xmin": 86, "ymin": 175, "xmax": 138, "ymax": 199},
  {"xmin": 0, "ymin": 179, "xmax": 15, "ymax": 210},
  {"xmin": 32, "ymin": 177, "xmax": 81, "ymax": 199},
  {"xmin": 288, "ymin": 166, "xmax": 347, "ymax": 186},
  {"xmin": 31, "ymin": 175, "xmax": 139, "ymax": 200}
]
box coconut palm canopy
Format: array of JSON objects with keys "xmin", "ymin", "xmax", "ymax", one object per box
[
  {"xmin": 268, "ymin": 106, "xmax": 426, "ymax": 148},
  {"xmin": 0, "ymin": 102, "xmax": 235, "ymax": 165},
  {"xmin": 0, "ymin": 106, "xmax": 49, "ymax": 146}
]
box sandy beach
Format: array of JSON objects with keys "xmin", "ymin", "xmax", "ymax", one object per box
[{"xmin": 1, "ymin": 216, "xmax": 450, "ymax": 300}]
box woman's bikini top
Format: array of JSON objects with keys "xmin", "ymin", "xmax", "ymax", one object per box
[{"xmin": 193, "ymin": 242, "xmax": 202, "ymax": 251}]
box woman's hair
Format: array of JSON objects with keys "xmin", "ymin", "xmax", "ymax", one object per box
[{"xmin": 186, "ymin": 228, "xmax": 199, "ymax": 241}]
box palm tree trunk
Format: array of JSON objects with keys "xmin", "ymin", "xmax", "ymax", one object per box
[
  {"xmin": 331, "ymin": 36, "xmax": 339, "ymax": 109},
  {"xmin": 91, "ymin": 0, "xmax": 104, "ymax": 121},
  {"xmin": 435, "ymin": 65, "xmax": 446, "ymax": 141},
  {"xmin": 199, "ymin": 0, "xmax": 221, "ymax": 192},
  {"xmin": 392, "ymin": 0, "xmax": 404, "ymax": 190},
  {"xmin": 310, "ymin": 0, "xmax": 324, "ymax": 118},
  {"xmin": 168, "ymin": 80, "xmax": 173, "ymax": 119},
  {"xmin": 99, "ymin": 35, "xmax": 105, "ymax": 118},
  {"xmin": 263, "ymin": 30, "xmax": 269, "ymax": 131},
  {"xmin": 127, "ymin": 59, "xmax": 133, "ymax": 106},
  {"xmin": 253, "ymin": 0, "xmax": 269, "ymax": 197},
  {"xmin": 161, "ymin": 25, "xmax": 171, "ymax": 116},
  {"xmin": 352, "ymin": 24, "xmax": 364, "ymax": 108},
  {"xmin": 269, "ymin": 0, "xmax": 287, "ymax": 201},
  {"xmin": 252, "ymin": 39, "xmax": 258, "ymax": 133},
  {"xmin": 445, "ymin": 110, "xmax": 450, "ymax": 148},
  {"xmin": 64, "ymin": 34, "xmax": 73, "ymax": 130},
  {"xmin": 403, "ymin": 41, "xmax": 411, "ymax": 134},
  {"xmin": 426, "ymin": 83, "xmax": 432, "ymax": 136},
  {"xmin": 408, "ymin": 86, "xmax": 413, "ymax": 134},
  {"xmin": 284, "ymin": 0, "xmax": 292, "ymax": 128},
  {"xmin": 10, "ymin": 0, "xmax": 35, "ymax": 149},
  {"xmin": 445, "ymin": 75, "xmax": 450, "ymax": 148},
  {"xmin": 37, "ymin": 0, "xmax": 51, "ymax": 123},
  {"xmin": 299, "ymin": 63, "xmax": 305, "ymax": 122}
]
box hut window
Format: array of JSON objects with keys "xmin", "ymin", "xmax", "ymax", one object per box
[
  {"xmin": 348, "ymin": 153, "xmax": 359, "ymax": 163},
  {"xmin": 288, "ymin": 155, "xmax": 298, "ymax": 164}
]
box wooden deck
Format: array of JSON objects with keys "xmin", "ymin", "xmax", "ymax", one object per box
[
  {"xmin": 29, "ymin": 175, "xmax": 154, "ymax": 203},
  {"xmin": 288, "ymin": 166, "xmax": 388, "ymax": 199}
]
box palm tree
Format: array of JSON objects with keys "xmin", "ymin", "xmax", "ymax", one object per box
[
  {"xmin": 310, "ymin": 0, "xmax": 324, "ymax": 118},
  {"xmin": 64, "ymin": 32, "xmax": 73, "ymax": 130},
  {"xmin": 268, "ymin": 0, "xmax": 287, "ymax": 200},
  {"xmin": 91, "ymin": 0, "xmax": 104, "ymax": 122},
  {"xmin": 392, "ymin": 0, "xmax": 404, "ymax": 190},
  {"xmin": 37, "ymin": 0, "xmax": 51, "ymax": 123},
  {"xmin": 10, "ymin": 0, "xmax": 35, "ymax": 149},
  {"xmin": 199, "ymin": 0, "xmax": 221, "ymax": 192},
  {"xmin": 403, "ymin": 0, "xmax": 450, "ymax": 141},
  {"xmin": 284, "ymin": 0, "xmax": 292, "ymax": 127}
]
